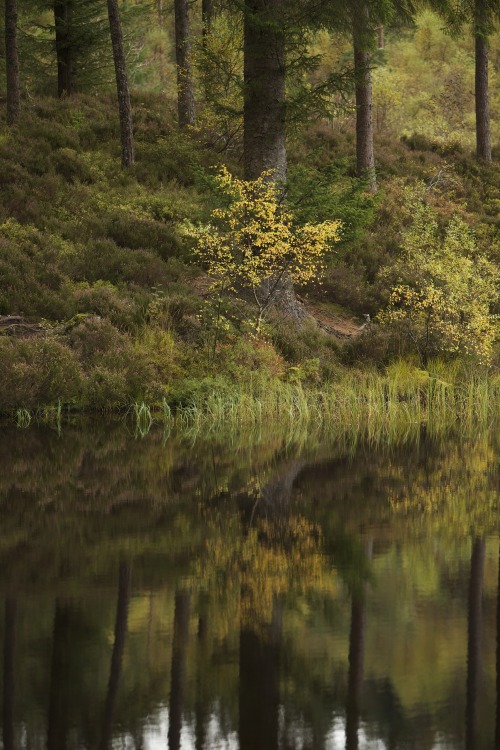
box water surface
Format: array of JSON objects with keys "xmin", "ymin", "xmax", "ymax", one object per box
[{"xmin": 0, "ymin": 421, "xmax": 498, "ymax": 750}]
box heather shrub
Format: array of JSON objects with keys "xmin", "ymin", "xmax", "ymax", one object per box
[{"xmin": 0, "ymin": 338, "xmax": 82, "ymax": 411}]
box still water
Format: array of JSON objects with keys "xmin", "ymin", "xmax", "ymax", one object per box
[{"xmin": 0, "ymin": 421, "xmax": 499, "ymax": 750}]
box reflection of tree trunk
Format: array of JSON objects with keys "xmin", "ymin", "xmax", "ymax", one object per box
[
  {"xmin": 495, "ymin": 539, "xmax": 500, "ymax": 749},
  {"xmin": 250, "ymin": 459, "xmax": 306, "ymax": 524},
  {"xmin": 466, "ymin": 537, "xmax": 485, "ymax": 750},
  {"xmin": 168, "ymin": 590, "xmax": 191, "ymax": 750},
  {"xmin": 195, "ymin": 594, "xmax": 209, "ymax": 750},
  {"xmin": 47, "ymin": 602, "xmax": 72, "ymax": 750},
  {"xmin": 345, "ymin": 540, "xmax": 373, "ymax": 750},
  {"xmin": 3, "ymin": 599, "xmax": 17, "ymax": 750},
  {"xmin": 239, "ymin": 599, "xmax": 281, "ymax": 750},
  {"xmin": 100, "ymin": 562, "xmax": 132, "ymax": 750}
]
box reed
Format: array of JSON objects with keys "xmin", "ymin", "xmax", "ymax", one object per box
[{"xmin": 139, "ymin": 365, "xmax": 500, "ymax": 444}]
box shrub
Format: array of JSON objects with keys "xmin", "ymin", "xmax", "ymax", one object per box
[
  {"xmin": 378, "ymin": 184, "xmax": 499, "ymax": 364},
  {"xmin": 0, "ymin": 338, "xmax": 82, "ymax": 411}
]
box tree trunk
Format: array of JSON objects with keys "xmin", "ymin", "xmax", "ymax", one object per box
[
  {"xmin": 3, "ymin": 599, "xmax": 17, "ymax": 750},
  {"xmin": 54, "ymin": 0, "xmax": 75, "ymax": 97},
  {"xmin": 174, "ymin": 0, "xmax": 195, "ymax": 127},
  {"xmin": 496, "ymin": 539, "xmax": 500, "ymax": 749},
  {"xmin": 376, "ymin": 25, "xmax": 384, "ymax": 50},
  {"xmin": 168, "ymin": 590, "xmax": 191, "ymax": 750},
  {"xmin": 243, "ymin": 0, "xmax": 286, "ymax": 182},
  {"xmin": 100, "ymin": 562, "xmax": 131, "ymax": 750},
  {"xmin": 474, "ymin": 0, "xmax": 492, "ymax": 163},
  {"xmin": 352, "ymin": 2, "xmax": 376, "ymax": 192},
  {"xmin": 5, "ymin": 0, "xmax": 20, "ymax": 124},
  {"xmin": 243, "ymin": 0, "xmax": 310, "ymax": 323},
  {"xmin": 466, "ymin": 537, "xmax": 485, "ymax": 750},
  {"xmin": 107, "ymin": 0, "xmax": 135, "ymax": 167},
  {"xmin": 202, "ymin": 0, "xmax": 213, "ymax": 43}
]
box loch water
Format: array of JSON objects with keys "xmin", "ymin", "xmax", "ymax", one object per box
[{"xmin": 0, "ymin": 420, "xmax": 498, "ymax": 750}]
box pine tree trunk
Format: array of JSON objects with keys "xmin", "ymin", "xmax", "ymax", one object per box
[
  {"xmin": 352, "ymin": 2, "xmax": 376, "ymax": 192},
  {"xmin": 376, "ymin": 25, "xmax": 384, "ymax": 50},
  {"xmin": 5, "ymin": 0, "xmax": 20, "ymax": 123},
  {"xmin": 495, "ymin": 539, "xmax": 500, "ymax": 749},
  {"xmin": 54, "ymin": 0, "xmax": 75, "ymax": 97},
  {"xmin": 174, "ymin": 0, "xmax": 195, "ymax": 127},
  {"xmin": 202, "ymin": 0, "xmax": 213, "ymax": 43},
  {"xmin": 243, "ymin": 0, "xmax": 286, "ymax": 182},
  {"xmin": 243, "ymin": 0, "xmax": 309, "ymax": 323},
  {"xmin": 474, "ymin": 0, "xmax": 492, "ymax": 163},
  {"xmin": 107, "ymin": 0, "xmax": 135, "ymax": 167}
]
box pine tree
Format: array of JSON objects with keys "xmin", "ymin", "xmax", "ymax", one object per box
[
  {"xmin": 5, "ymin": 0, "xmax": 20, "ymax": 123},
  {"xmin": 174, "ymin": 0, "xmax": 195, "ymax": 127},
  {"xmin": 107, "ymin": 0, "xmax": 135, "ymax": 166}
]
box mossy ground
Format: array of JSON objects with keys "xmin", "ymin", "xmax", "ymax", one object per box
[{"xmin": 0, "ymin": 94, "xmax": 499, "ymax": 416}]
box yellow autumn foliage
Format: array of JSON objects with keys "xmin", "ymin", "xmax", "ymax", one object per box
[
  {"xmin": 185, "ymin": 167, "xmax": 341, "ymax": 325},
  {"xmin": 378, "ymin": 183, "xmax": 499, "ymax": 363}
]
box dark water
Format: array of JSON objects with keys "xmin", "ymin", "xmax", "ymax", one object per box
[{"xmin": 0, "ymin": 421, "xmax": 499, "ymax": 750}]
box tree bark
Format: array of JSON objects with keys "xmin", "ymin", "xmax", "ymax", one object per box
[
  {"xmin": 168, "ymin": 590, "xmax": 191, "ymax": 750},
  {"xmin": 352, "ymin": 2, "xmax": 376, "ymax": 192},
  {"xmin": 174, "ymin": 0, "xmax": 195, "ymax": 127},
  {"xmin": 243, "ymin": 0, "xmax": 286, "ymax": 182},
  {"xmin": 100, "ymin": 562, "xmax": 131, "ymax": 750},
  {"xmin": 376, "ymin": 25, "xmax": 384, "ymax": 50},
  {"xmin": 496, "ymin": 538, "xmax": 500, "ymax": 749},
  {"xmin": 243, "ymin": 0, "xmax": 310, "ymax": 323},
  {"xmin": 202, "ymin": 0, "xmax": 213, "ymax": 44},
  {"xmin": 54, "ymin": 0, "xmax": 75, "ymax": 97},
  {"xmin": 5, "ymin": 0, "xmax": 20, "ymax": 123},
  {"xmin": 466, "ymin": 537, "xmax": 485, "ymax": 750},
  {"xmin": 107, "ymin": 0, "xmax": 135, "ymax": 167},
  {"xmin": 474, "ymin": 0, "xmax": 492, "ymax": 163}
]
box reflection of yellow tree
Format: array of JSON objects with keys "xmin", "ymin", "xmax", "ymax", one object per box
[{"xmin": 194, "ymin": 512, "xmax": 331, "ymax": 632}]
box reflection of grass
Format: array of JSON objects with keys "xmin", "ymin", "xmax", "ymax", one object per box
[{"xmin": 133, "ymin": 369, "xmax": 500, "ymax": 446}]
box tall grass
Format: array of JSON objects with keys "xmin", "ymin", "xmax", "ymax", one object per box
[{"xmin": 147, "ymin": 363, "xmax": 500, "ymax": 445}]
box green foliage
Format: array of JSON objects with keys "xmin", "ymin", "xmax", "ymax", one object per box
[
  {"xmin": 0, "ymin": 337, "xmax": 83, "ymax": 410},
  {"xmin": 286, "ymin": 162, "xmax": 377, "ymax": 246},
  {"xmin": 371, "ymin": 11, "xmax": 500, "ymax": 149}
]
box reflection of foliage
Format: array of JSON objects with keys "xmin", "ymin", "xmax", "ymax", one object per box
[
  {"xmin": 0, "ymin": 423, "xmax": 498, "ymax": 750},
  {"xmin": 195, "ymin": 512, "xmax": 330, "ymax": 631}
]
